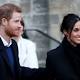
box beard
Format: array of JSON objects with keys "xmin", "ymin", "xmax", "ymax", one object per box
[{"xmin": 5, "ymin": 28, "xmax": 19, "ymax": 38}]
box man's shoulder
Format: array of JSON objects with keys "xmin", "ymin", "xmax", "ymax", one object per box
[
  {"xmin": 12, "ymin": 39, "xmax": 18, "ymax": 47},
  {"xmin": 12, "ymin": 39, "xmax": 17, "ymax": 44}
]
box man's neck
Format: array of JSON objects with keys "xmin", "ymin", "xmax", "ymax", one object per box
[
  {"xmin": 0, "ymin": 35, "xmax": 12, "ymax": 47},
  {"xmin": 0, "ymin": 31, "xmax": 11, "ymax": 44}
]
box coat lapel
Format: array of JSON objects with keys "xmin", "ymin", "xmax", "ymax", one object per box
[
  {"xmin": 0, "ymin": 38, "xmax": 15, "ymax": 74},
  {"xmin": 0, "ymin": 38, "xmax": 10, "ymax": 66},
  {"xmin": 11, "ymin": 39, "xmax": 19, "ymax": 67}
]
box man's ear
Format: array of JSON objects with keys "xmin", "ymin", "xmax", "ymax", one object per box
[{"xmin": 1, "ymin": 18, "xmax": 8, "ymax": 26}]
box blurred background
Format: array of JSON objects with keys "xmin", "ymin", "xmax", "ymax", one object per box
[{"xmin": 1, "ymin": 0, "xmax": 80, "ymax": 67}]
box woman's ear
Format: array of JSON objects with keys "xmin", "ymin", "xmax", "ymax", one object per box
[{"xmin": 63, "ymin": 30, "xmax": 69, "ymax": 37}]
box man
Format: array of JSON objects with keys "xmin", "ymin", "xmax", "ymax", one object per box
[{"xmin": 0, "ymin": 3, "xmax": 46, "ymax": 80}]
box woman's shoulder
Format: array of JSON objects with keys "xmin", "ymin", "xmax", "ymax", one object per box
[
  {"xmin": 47, "ymin": 44, "xmax": 64, "ymax": 58},
  {"xmin": 22, "ymin": 38, "xmax": 36, "ymax": 46},
  {"xmin": 48, "ymin": 44, "xmax": 63, "ymax": 53}
]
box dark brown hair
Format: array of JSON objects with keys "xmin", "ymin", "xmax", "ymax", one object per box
[{"xmin": 60, "ymin": 13, "xmax": 80, "ymax": 33}]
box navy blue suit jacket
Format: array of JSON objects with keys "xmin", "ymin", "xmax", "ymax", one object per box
[{"xmin": 0, "ymin": 38, "xmax": 46, "ymax": 80}]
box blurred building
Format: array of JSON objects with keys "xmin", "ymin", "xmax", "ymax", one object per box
[{"xmin": 0, "ymin": 0, "xmax": 80, "ymax": 67}]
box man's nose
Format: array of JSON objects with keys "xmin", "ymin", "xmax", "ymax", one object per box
[{"xmin": 18, "ymin": 22, "xmax": 23, "ymax": 28}]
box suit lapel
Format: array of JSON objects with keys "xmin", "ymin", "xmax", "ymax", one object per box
[
  {"xmin": 11, "ymin": 39, "xmax": 20, "ymax": 77},
  {"xmin": 0, "ymin": 38, "xmax": 10, "ymax": 66},
  {"xmin": 0, "ymin": 38, "xmax": 14, "ymax": 74},
  {"xmin": 11, "ymin": 39, "xmax": 19, "ymax": 66}
]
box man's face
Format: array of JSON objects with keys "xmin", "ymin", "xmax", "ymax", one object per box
[{"xmin": 4, "ymin": 11, "xmax": 23, "ymax": 37}]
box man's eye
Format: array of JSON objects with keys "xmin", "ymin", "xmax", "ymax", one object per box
[{"xmin": 14, "ymin": 20, "xmax": 19, "ymax": 22}]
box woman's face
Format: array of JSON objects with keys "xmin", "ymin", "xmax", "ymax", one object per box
[{"xmin": 65, "ymin": 21, "xmax": 80, "ymax": 46}]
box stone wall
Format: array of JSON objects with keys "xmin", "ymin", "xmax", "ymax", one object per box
[{"xmin": 49, "ymin": 0, "xmax": 80, "ymax": 42}]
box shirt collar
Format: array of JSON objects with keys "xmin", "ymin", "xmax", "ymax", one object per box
[{"xmin": 0, "ymin": 35, "xmax": 12, "ymax": 47}]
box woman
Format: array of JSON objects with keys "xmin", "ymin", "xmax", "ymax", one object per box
[
  {"xmin": 46, "ymin": 13, "xmax": 80, "ymax": 80},
  {"xmin": 13, "ymin": 20, "xmax": 39, "ymax": 68}
]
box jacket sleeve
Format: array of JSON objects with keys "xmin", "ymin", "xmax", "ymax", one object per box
[{"xmin": 20, "ymin": 67, "xmax": 47, "ymax": 80}]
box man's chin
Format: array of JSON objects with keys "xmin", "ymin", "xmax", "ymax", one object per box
[
  {"xmin": 76, "ymin": 41, "xmax": 80, "ymax": 44},
  {"xmin": 10, "ymin": 34, "xmax": 19, "ymax": 37}
]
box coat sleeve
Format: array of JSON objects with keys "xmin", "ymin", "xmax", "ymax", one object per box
[{"xmin": 20, "ymin": 67, "xmax": 47, "ymax": 80}]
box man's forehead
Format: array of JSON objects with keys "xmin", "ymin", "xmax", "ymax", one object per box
[{"xmin": 11, "ymin": 11, "xmax": 22, "ymax": 19}]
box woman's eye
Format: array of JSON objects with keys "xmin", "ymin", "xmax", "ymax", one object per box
[{"xmin": 73, "ymin": 28, "xmax": 79, "ymax": 32}]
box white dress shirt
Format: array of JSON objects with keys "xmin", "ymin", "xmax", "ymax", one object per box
[{"xmin": 0, "ymin": 35, "xmax": 12, "ymax": 47}]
